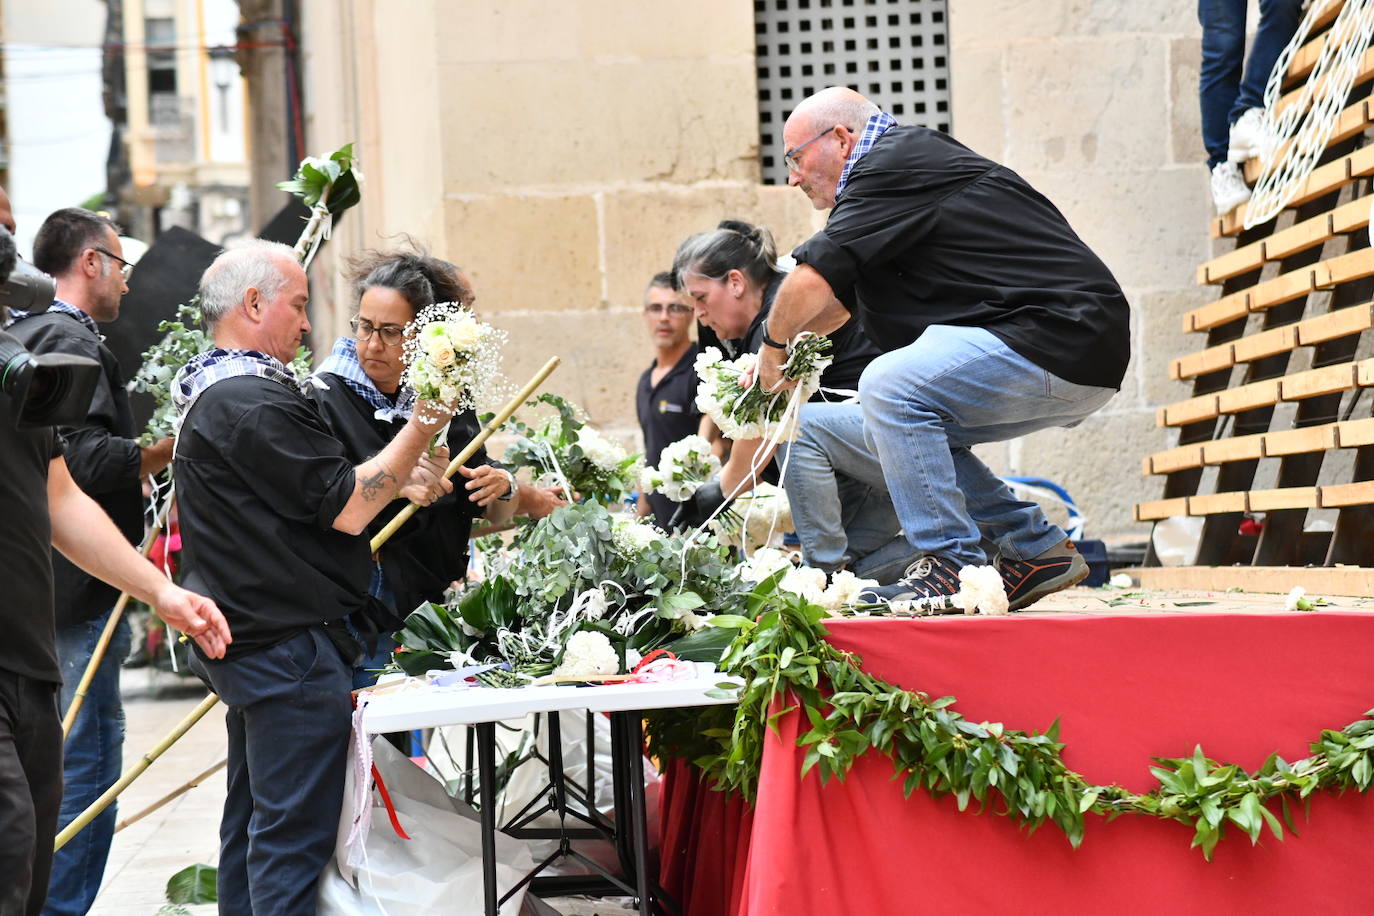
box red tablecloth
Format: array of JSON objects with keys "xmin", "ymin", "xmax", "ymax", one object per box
[{"xmin": 660, "ymin": 612, "xmax": 1374, "ymax": 915}]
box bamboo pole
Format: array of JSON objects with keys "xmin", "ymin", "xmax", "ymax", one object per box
[
  {"xmin": 370, "ymin": 356, "xmax": 561, "ymax": 553},
  {"xmin": 62, "ymin": 500, "xmax": 173, "ymax": 738},
  {"xmin": 114, "ymin": 757, "xmax": 227, "ymax": 834},
  {"xmin": 54, "ymin": 693, "xmax": 221, "ymax": 852}
]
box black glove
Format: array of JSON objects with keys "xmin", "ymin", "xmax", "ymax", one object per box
[{"xmin": 668, "ymin": 479, "xmax": 729, "ymax": 531}]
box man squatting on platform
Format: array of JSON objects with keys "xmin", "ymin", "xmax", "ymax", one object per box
[{"xmin": 754, "ymin": 87, "xmax": 1131, "ymax": 610}]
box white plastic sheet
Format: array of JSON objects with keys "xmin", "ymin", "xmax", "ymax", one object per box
[{"xmin": 318, "ymin": 737, "xmax": 533, "ymax": 916}]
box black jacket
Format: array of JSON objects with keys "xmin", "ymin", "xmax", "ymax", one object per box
[
  {"xmin": 308, "ymin": 375, "xmax": 489, "ymax": 620},
  {"xmin": 9, "ymin": 309, "xmax": 144, "ymax": 628},
  {"xmin": 793, "ymin": 125, "xmax": 1130, "ymax": 390}
]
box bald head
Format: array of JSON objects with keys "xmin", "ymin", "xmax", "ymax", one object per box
[
  {"xmin": 782, "ymin": 88, "xmax": 884, "ymax": 210},
  {"xmin": 788, "ymin": 87, "xmax": 880, "ymax": 136}
]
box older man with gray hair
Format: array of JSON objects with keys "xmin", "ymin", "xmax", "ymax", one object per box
[
  {"xmin": 173, "ymin": 240, "xmax": 452, "ymax": 913},
  {"xmin": 756, "ymin": 87, "xmax": 1130, "ymax": 611}
]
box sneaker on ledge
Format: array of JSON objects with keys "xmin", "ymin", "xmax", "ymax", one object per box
[
  {"xmin": 1210, "ymin": 161, "xmax": 1251, "ymax": 215},
  {"xmin": 857, "ymin": 554, "xmax": 963, "ymax": 609},
  {"xmin": 1228, "ymin": 107, "xmax": 1267, "ymax": 163},
  {"xmin": 997, "ymin": 539, "xmax": 1089, "ymax": 612}
]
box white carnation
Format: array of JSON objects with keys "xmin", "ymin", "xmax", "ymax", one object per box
[
  {"xmin": 822, "ymin": 570, "xmax": 878, "ymax": 608},
  {"xmin": 552, "ymin": 630, "xmax": 620, "ymax": 677},
  {"xmin": 953, "ymin": 564, "xmax": 1009, "ymax": 616},
  {"xmin": 577, "ymin": 426, "xmax": 628, "ymax": 472},
  {"xmin": 779, "ymin": 565, "xmax": 827, "ymax": 604},
  {"xmin": 738, "ymin": 546, "xmax": 795, "ymax": 583}
]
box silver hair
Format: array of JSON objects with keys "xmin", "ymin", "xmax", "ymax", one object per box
[
  {"xmin": 198, "ymin": 239, "xmax": 299, "ymax": 324},
  {"xmin": 797, "ymin": 88, "xmax": 881, "ymax": 133}
]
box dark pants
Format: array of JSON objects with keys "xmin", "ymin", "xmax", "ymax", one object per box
[
  {"xmin": 0, "ymin": 671, "xmax": 63, "ymax": 916},
  {"xmin": 1198, "ymin": 0, "xmax": 1303, "ymax": 168},
  {"xmin": 192, "ymin": 629, "xmax": 352, "ymax": 915}
]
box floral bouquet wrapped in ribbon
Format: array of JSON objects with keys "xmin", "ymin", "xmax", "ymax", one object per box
[
  {"xmin": 694, "ymin": 332, "xmax": 833, "ymax": 441},
  {"xmin": 502, "ymin": 393, "xmax": 642, "ymax": 504},
  {"xmin": 402, "ymin": 303, "xmax": 507, "ymax": 423},
  {"xmin": 641, "ymin": 434, "xmax": 721, "ymax": 503},
  {"xmin": 710, "ymin": 481, "xmax": 793, "ymax": 552}
]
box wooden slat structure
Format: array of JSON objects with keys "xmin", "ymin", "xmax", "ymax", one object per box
[{"xmin": 1137, "ymin": 2, "xmax": 1374, "ymax": 579}]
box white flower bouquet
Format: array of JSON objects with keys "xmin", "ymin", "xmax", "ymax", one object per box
[
  {"xmin": 694, "ymin": 333, "xmax": 833, "ymax": 442},
  {"xmin": 711, "ymin": 482, "xmax": 794, "ymax": 552},
  {"xmin": 502, "ymin": 394, "xmax": 643, "ymax": 505},
  {"xmin": 402, "ymin": 302, "xmax": 507, "ymax": 422},
  {"xmin": 642, "ymin": 435, "xmax": 721, "ymax": 503}
]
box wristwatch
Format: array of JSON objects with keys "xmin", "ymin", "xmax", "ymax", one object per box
[
  {"xmin": 497, "ymin": 468, "xmax": 518, "ymax": 502},
  {"xmin": 760, "ymin": 320, "xmax": 787, "ymax": 349}
]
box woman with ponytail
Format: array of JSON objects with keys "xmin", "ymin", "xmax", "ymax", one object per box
[{"xmin": 671, "ymin": 221, "xmax": 914, "ymax": 582}]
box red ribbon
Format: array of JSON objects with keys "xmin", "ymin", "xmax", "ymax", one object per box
[{"xmin": 371, "ymin": 763, "xmax": 411, "ymax": 840}]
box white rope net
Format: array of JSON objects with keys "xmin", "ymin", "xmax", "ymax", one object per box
[{"xmin": 1245, "ymin": 0, "xmax": 1374, "ymax": 229}]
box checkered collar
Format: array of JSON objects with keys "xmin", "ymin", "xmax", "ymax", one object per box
[{"xmin": 835, "ymin": 111, "xmax": 898, "ymax": 201}]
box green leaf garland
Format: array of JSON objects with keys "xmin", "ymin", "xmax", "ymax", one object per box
[{"xmin": 646, "ymin": 588, "xmax": 1374, "ymax": 859}]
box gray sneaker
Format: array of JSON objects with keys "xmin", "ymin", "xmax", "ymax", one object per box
[
  {"xmin": 997, "ymin": 539, "xmax": 1089, "ymax": 612},
  {"xmin": 856, "ymin": 555, "xmax": 964, "ymax": 613}
]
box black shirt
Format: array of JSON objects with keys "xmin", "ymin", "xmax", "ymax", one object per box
[
  {"xmin": 793, "ymin": 125, "xmax": 1130, "ymax": 389},
  {"xmin": 9, "ymin": 310, "xmax": 145, "ymax": 628},
  {"xmin": 635, "ymin": 343, "xmax": 702, "ymax": 527},
  {"xmin": 0, "ymin": 394, "xmax": 63, "ymax": 683},
  {"xmin": 697, "ymin": 275, "xmax": 880, "ymax": 395},
  {"xmin": 308, "ymin": 375, "xmax": 488, "ymax": 617},
  {"xmin": 174, "ymin": 375, "xmax": 369, "ymax": 660}
]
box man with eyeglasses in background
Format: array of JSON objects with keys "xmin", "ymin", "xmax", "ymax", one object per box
[
  {"xmin": 6, "ymin": 206, "xmax": 177, "ymax": 915},
  {"xmin": 635, "ymin": 270, "xmax": 705, "ymax": 528}
]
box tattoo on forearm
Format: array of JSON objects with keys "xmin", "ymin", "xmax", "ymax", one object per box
[{"xmin": 360, "ymin": 465, "xmax": 397, "ymax": 501}]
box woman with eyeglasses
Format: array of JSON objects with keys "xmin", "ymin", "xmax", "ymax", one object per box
[
  {"xmin": 671, "ymin": 220, "xmax": 916, "ymax": 583},
  {"xmin": 308, "ymin": 248, "xmax": 563, "ymax": 688}
]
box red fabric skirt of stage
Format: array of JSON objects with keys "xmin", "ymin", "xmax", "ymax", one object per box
[{"xmin": 657, "ymin": 612, "xmax": 1374, "ymax": 915}]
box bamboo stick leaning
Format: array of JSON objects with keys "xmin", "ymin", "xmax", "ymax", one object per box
[
  {"xmin": 370, "ymin": 355, "xmax": 562, "ymax": 553},
  {"xmin": 54, "ymin": 694, "xmax": 221, "ymax": 852}
]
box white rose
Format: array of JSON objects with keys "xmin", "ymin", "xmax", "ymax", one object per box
[
  {"xmin": 431, "ymin": 345, "xmax": 458, "ymax": 368},
  {"xmin": 420, "ymin": 322, "xmax": 450, "ymax": 356},
  {"xmin": 447, "ymin": 317, "xmax": 484, "ymax": 351}
]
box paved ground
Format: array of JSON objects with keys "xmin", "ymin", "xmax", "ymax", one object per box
[{"xmin": 91, "ymin": 583, "xmax": 1371, "ymax": 913}]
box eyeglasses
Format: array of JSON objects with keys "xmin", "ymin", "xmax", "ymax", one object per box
[
  {"xmin": 644, "ymin": 303, "xmax": 694, "ymax": 317},
  {"xmin": 783, "ymin": 125, "xmax": 838, "ymax": 172},
  {"xmin": 350, "ymin": 316, "xmax": 406, "ymax": 346},
  {"xmin": 93, "ymin": 247, "xmax": 133, "ymax": 280}
]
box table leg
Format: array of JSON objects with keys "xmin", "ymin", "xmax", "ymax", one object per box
[
  {"xmin": 476, "ymin": 721, "xmax": 499, "ymax": 916},
  {"xmin": 611, "ymin": 712, "xmax": 653, "ymax": 916}
]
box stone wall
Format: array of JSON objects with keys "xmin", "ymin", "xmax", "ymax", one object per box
[
  {"xmin": 298, "ymin": 0, "xmax": 819, "ymax": 445},
  {"xmin": 949, "ymin": 0, "xmax": 1215, "ymax": 539},
  {"xmin": 298, "ymin": 0, "xmax": 1213, "ymax": 539}
]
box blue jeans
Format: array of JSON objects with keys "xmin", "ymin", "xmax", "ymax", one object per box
[
  {"xmin": 191, "ymin": 629, "xmax": 352, "ymax": 916},
  {"xmin": 858, "ymin": 325, "xmax": 1116, "ymax": 568},
  {"xmin": 1199, "ymin": 0, "xmax": 1303, "ymax": 168},
  {"xmin": 783, "ymin": 402, "xmax": 914, "ymax": 582},
  {"xmin": 44, "ymin": 609, "xmax": 130, "ymax": 916}
]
